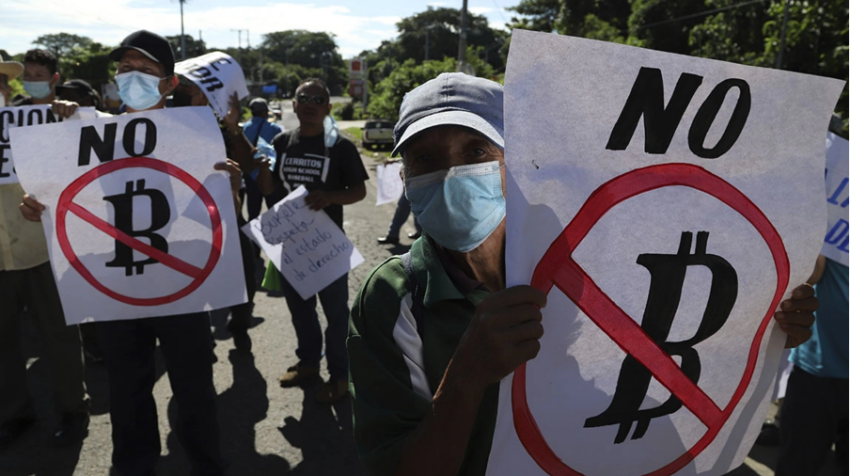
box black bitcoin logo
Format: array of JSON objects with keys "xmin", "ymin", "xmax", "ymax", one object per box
[
  {"xmin": 584, "ymin": 231, "xmax": 737, "ymax": 443},
  {"xmin": 103, "ymin": 179, "xmax": 171, "ymax": 276}
]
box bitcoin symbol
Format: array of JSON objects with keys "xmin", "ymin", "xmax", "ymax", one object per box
[
  {"xmin": 584, "ymin": 231, "xmax": 737, "ymax": 443},
  {"xmin": 103, "ymin": 179, "xmax": 171, "ymax": 276}
]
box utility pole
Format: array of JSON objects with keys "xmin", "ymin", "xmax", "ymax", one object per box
[
  {"xmin": 199, "ymin": 30, "xmax": 204, "ymax": 53},
  {"xmin": 179, "ymin": 0, "xmax": 187, "ymax": 59},
  {"xmin": 363, "ymin": 59, "xmax": 369, "ymax": 110},
  {"xmin": 457, "ymin": 0, "xmax": 468, "ymax": 71},
  {"xmin": 231, "ymin": 29, "xmax": 244, "ymax": 65},
  {"xmin": 775, "ymin": 0, "xmax": 790, "ymax": 69}
]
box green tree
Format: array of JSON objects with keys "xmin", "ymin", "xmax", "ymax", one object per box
[
  {"xmin": 60, "ymin": 42, "xmax": 114, "ymax": 89},
  {"xmin": 167, "ymin": 34, "xmax": 207, "ymax": 60},
  {"xmin": 32, "ymin": 33, "xmax": 94, "ymax": 58},
  {"xmin": 260, "ymin": 31, "xmax": 347, "ymax": 94}
]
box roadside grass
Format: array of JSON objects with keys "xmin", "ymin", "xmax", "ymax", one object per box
[{"xmin": 343, "ymin": 127, "xmax": 392, "ymax": 161}]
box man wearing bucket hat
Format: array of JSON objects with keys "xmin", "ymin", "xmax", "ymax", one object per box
[
  {"xmin": 347, "ymin": 72, "xmax": 821, "ymax": 476},
  {"xmin": 0, "ymin": 58, "xmax": 23, "ymax": 107}
]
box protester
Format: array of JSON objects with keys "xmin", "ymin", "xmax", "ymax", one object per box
[
  {"xmin": 255, "ymin": 78, "xmax": 368, "ymax": 403},
  {"xmin": 242, "ymin": 97, "xmax": 283, "ymax": 222},
  {"xmin": 56, "ymin": 79, "xmax": 102, "ymax": 110},
  {"xmin": 377, "ymin": 186, "xmax": 422, "ymax": 244},
  {"xmin": 347, "ymin": 73, "xmax": 821, "ymax": 476},
  {"xmin": 13, "ymin": 49, "xmax": 60, "ymax": 106},
  {"xmin": 0, "ymin": 56, "xmax": 90, "ymax": 449},
  {"xmin": 172, "ymin": 62, "xmax": 260, "ymax": 353},
  {"xmin": 20, "ymin": 30, "xmax": 239, "ymax": 476}
]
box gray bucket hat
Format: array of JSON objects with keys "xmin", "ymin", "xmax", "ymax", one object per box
[{"xmin": 391, "ymin": 72, "xmax": 504, "ymax": 157}]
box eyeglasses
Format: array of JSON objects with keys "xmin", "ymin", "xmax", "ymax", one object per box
[{"xmin": 296, "ymin": 94, "xmax": 328, "ymax": 106}]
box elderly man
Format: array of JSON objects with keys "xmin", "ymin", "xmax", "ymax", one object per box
[
  {"xmin": 0, "ymin": 57, "xmax": 90, "ymax": 449},
  {"xmin": 347, "ymin": 73, "xmax": 820, "ymax": 476},
  {"xmin": 21, "ymin": 30, "xmax": 240, "ymax": 476}
]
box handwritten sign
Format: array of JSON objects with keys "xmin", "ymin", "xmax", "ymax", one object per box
[
  {"xmin": 821, "ymin": 132, "xmax": 849, "ymax": 266},
  {"xmin": 175, "ymin": 52, "xmax": 249, "ymax": 119},
  {"xmin": 489, "ymin": 30, "xmax": 845, "ymax": 476},
  {"xmin": 242, "ymin": 185, "xmax": 364, "ymax": 299},
  {"xmin": 376, "ymin": 161, "xmax": 404, "ymax": 206},
  {"xmin": 0, "ymin": 105, "xmax": 95, "ymax": 185},
  {"xmin": 9, "ymin": 107, "xmax": 247, "ymax": 324}
]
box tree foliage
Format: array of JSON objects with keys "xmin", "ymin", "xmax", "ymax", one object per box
[
  {"xmin": 167, "ymin": 34, "xmax": 207, "ymax": 60},
  {"xmin": 32, "ymin": 33, "xmax": 93, "ymax": 57},
  {"xmin": 508, "ymin": 0, "xmax": 849, "ymax": 133}
]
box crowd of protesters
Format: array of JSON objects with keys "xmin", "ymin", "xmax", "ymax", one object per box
[{"xmin": 0, "ymin": 27, "xmax": 844, "ymax": 476}]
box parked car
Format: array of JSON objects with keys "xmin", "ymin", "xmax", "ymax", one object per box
[
  {"xmin": 361, "ymin": 120, "xmax": 395, "ymax": 150},
  {"xmin": 270, "ymin": 104, "xmax": 282, "ymax": 120}
]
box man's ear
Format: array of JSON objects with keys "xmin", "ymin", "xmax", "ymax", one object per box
[
  {"xmin": 50, "ymin": 72, "xmax": 60, "ymax": 87},
  {"xmin": 161, "ymin": 75, "xmax": 178, "ymax": 95}
]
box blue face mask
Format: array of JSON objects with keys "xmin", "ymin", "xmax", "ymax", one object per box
[
  {"xmin": 405, "ymin": 161, "xmax": 506, "ymax": 253},
  {"xmin": 23, "ymin": 81, "xmax": 53, "ymax": 99},
  {"xmin": 115, "ymin": 71, "xmax": 164, "ymax": 110}
]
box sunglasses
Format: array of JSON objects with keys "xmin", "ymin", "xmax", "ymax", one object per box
[{"xmin": 296, "ymin": 94, "xmax": 328, "ymax": 106}]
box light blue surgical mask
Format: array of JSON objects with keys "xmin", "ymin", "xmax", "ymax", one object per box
[
  {"xmin": 23, "ymin": 80, "xmax": 53, "ymax": 99},
  {"xmin": 115, "ymin": 71, "xmax": 164, "ymax": 110},
  {"xmin": 405, "ymin": 161, "xmax": 506, "ymax": 252}
]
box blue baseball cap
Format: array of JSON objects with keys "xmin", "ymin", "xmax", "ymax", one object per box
[{"xmin": 391, "ymin": 72, "xmax": 504, "ymax": 157}]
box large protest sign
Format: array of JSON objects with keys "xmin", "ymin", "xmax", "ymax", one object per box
[
  {"xmin": 375, "ymin": 161, "xmax": 404, "ymax": 206},
  {"xmin": 490, "ymin": 30, "xmax": 845, "ymax": 476},
  {"xmin": 0, "ymin": 105, "xmax": 95, "ymax": 185},
  {"xmin": 242, "ymin": 185, "xmax": 364, "ymax": 299},
  {"xmin": 175, "ymin": 52, "xmax": 249, "ymax": 118},
  {"xmin": 10, "ymin": 107, "xmax": 247, "ymax": 325},
  {"xmin": 821, "ymin": 132, "xmax": 849, "ymax": 266}
]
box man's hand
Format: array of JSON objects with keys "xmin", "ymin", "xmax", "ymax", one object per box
[
  {"xmin": 304, "ymin": 190, "xmax": 334, "ymax": 210},
  {"xmin": 774, "ymin": 283, "xmax": 818, "ymax": 348},
  {"xmin": 449, "ymin": 285, "xmax": 547, "ymax": 392},
  {"xmin": 52, "ymin": 100, "xmax": 79, "ymax": 119},
  {"xmin": 222, "ymin": 92, "xmax": 241, "ymax": 131},
  {"xmin": 214, "ymin": 159, "xmax": 242, "ymax": 194},
  {"xmin": 20, "ymin": 194, "xmax": 45, "ymax": 222},
  {"xmin": 253, "ymin": 155, "xmax": 271, "ymax": 174}
]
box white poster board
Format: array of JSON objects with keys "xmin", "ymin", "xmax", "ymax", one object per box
[
  {"xmin": 376, "ymin": 161, "xmax": 404, "ymax": 206},
  {"xmin": 242, "ymin": 185, "xmax": 364, "ymax": 299},
  {"xmin": 0, "ymin": 105, "xmax": 95, "ymax": 185},
  {"xmin": 821, "ymin": 132, "xmax": 849, "ymax": 266},
  {"xmin": 491, "ymin": 30, "xmax": 845, "ymax": 476},
  {"xmin": 175, "ymin": 52, "xmax": 250, "ymax": 119},
  {"xmin": 10, "ymin": 107, "xmax": 247, "ymax": 325}
]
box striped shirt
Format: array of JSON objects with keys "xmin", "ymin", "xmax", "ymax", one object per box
[{"xmin": 348, "ymin": 236, "xmax": 499, "ymax": 476}]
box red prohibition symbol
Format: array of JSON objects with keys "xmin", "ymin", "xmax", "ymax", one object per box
[
  {"xmin": 511, "ymin": 163, "xmax": 790, "ymax": 476},
  {"xmin": 56, "ymin": 157, "xmax": 223, "ymax": 306}
]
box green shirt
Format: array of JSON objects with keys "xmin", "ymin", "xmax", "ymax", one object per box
[{"xmin": 348, "ymin": 236, "xmax": 499, "ymax": 476}]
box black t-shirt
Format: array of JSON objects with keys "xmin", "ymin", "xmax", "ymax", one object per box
[{"xmin": 271, "ymin": 129, "xmax": 368, "ymax": 229}]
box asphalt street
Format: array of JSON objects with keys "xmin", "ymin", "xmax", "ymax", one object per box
[{"xmin": 0, "ymin": 103, "xmax": 840, "ymax": 476}]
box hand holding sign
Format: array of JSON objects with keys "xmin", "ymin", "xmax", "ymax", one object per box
[{"xmin": 242, "ymin": 185, "xmax": 364, "ymax": 299}]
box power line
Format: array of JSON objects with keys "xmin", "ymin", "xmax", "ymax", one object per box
[
  {"xmin": 490, "ymin": 0, "xmax": 509, "ymax": 25},
  {"xmin": 637, "ymin": 0, "xmax": 768, "ymax": 30}
]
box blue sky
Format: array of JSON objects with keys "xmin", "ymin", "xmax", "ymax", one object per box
[{"xmin": 2, "ymin": 0, "xmax": 521, "ymax": 58}]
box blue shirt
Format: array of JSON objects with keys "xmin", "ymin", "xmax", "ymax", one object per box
[
  {"xmin": 790, "ymin": 258, "xmax": 849, "ymax": 379},
  {"xmin": 243, "ymin": 117, "xmax": 283, "ymax": 146}
]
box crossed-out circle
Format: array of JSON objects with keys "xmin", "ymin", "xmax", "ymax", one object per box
[{"xmin": 512, "ymin": 163, "xmax": 789, "ymax": 476}]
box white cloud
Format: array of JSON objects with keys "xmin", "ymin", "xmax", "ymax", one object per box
[{"xmin": 0, "ymin": 0, "xmax": 403, "ymax": 57}]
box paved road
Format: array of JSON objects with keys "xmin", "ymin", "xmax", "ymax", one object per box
[{"xmin": 0, "ymin": 122, "xmax": 840, "ymax": 476}]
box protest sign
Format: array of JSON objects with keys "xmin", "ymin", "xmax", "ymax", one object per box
[
  {"xmin": 242, "ymin": 185, "xmax": 364, "ymax": 299},
  {"xmin": 175, "ymin": 52, "xmax": 249, "ymax": 118},
  {"xmin": 821, "ymin": 132, "xmax": 848, "ymax": 266},
  {"xmin": 490, "ymin": 30, "xmax": 845, "ymax": 476},
  {"xmin": 375, "ymin": 161, "xmax": 404, "ymax": 206},
  {"xmin": 0, "ymin": 105, "xmax": 95, "ymax": 185},
  {"xmin": 10, "ymin": 107, "xmax": 247, "ymax": 325}
]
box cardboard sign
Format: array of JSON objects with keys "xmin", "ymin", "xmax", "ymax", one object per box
[
  {"xmin": 821, "ymin": 132, "xmax": 849, "ymax": 266},
  {"xmin": 242, "ymin": 185, "xmax": 364, "ymax": 299},
  {"xmin": 490, "ymin": 30, "xmax": 845, "ymax": 476},
  {"xmin": 9, "ymin": 107, "xmax": 247, "ymax": 324},
  {"xmin": 174, "ymin": 52, "xmax": 249, "ymax": 119},
  {"xmin": 0, "ymin": 105, "xmax": 95, "ymax": 185},
  {"xmin": 376, "ymin": 162, "xmax": 404, "ymax": 206}
]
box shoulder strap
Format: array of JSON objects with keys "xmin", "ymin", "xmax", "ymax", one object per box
[{"xmin": 400, "ymin": 252, "xmax": 425, "ymax": 334}]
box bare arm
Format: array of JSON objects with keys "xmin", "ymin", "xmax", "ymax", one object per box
[{"xmin": 395, "ymin": 286, "xmax": 547, "ymax": 476}]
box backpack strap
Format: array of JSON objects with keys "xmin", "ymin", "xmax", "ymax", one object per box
[{"xmin": 400, "ymin": 252, "xmax": 425, "ymax": 335}]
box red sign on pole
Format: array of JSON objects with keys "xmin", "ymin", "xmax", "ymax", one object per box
[{"xmin": 511, "ymin": 163, "xmax": 790, "ymax": 476}]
